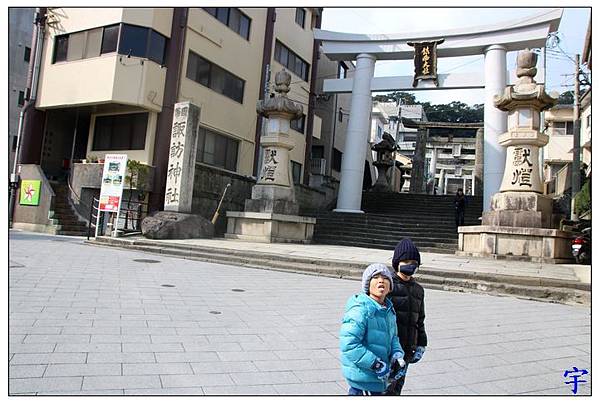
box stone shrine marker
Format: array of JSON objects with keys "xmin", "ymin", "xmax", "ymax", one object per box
[{"xmin": 164, "ymin": 101, "xmax": 200, "ymax": 213}]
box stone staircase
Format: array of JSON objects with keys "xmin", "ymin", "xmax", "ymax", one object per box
[
  {"xmin": 49, "ymin": 182, "xmax": 90, "ymax": 237},
  {"xmin": 312, "ymin": 192, "xmax": 484, "ymax": 254}
]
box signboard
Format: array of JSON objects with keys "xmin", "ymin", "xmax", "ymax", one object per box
[
  {"xmin": 164, "ymin": 101, "xmax": 200, "ymax": 213},
  {"xmin": 19, "ymin": 180, "xmax": 41, "ymax": 206},
  {"xmin": 98, "ymin": 154, "xmax": 128, "ymax": 212},
  {"xmin": 407, "ymin": 39, "xmax": 444, "ymax": 87}
]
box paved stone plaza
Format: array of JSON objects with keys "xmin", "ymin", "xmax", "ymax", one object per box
[{"xmin": 9, "ymin": 231, "xmax": 591, "ymax": 395}]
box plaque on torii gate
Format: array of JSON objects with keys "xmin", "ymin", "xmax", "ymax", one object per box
[{"xmin": 407, "ymin": 39, "xmax": 445, "ymax": 87}]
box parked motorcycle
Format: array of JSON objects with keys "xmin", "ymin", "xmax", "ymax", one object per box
[{"xmin": 572, "ymin": 227, "xmax": 591, "ymax": 264}]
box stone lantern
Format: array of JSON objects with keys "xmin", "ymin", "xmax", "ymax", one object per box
[
  {"xmin": 371, "ymin": 132, "xmax": 396, "ymax": 192},
  {"xmin": 483, "ymin": 48, "xmax": 557, "ymax": 228},
  {"xmin": 456, "ymin": 49, "xmax": 573, "ymax": 263},
  {"xmin": 225, "ymin": 69, "xmax": 316, "ymax": 243}
]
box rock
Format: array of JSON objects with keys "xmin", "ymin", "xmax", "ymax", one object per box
[{"xmin": 141, "ymin": 211, "xmax": 214, "ymax": 239}]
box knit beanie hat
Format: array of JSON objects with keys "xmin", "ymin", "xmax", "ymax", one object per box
[
  {"xmin": 362, "ymin": 263, "xmax": 394, "ymax": 294},
  {"xmin": 392, "ymin": 238, "xmax": 421, "ymax": 270}
]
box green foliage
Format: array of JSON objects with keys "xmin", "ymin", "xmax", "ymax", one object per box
[
  {"xmin": 557, "ymin": 91, "xmax": 574, "ymax": 105},
  {"xmin": 574, "ymin": 179, "xmax": 591, "ymax": 216},
  {"xmin": 372, "ymin": 93, "xmax": 483, "ymax": 123},
  {"xmin": 126, "ymin": 159, "xmax": 149, "ymax": 189},
  {"xmin": 421, "ymin": 101, "xmax": 484, "ymax": 123},
  {"xmin": 373, "ymin": 91, "xmax": 417, "ymax": 105}
]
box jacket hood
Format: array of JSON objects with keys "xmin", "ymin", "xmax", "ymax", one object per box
[{"xmin": 346, "ymin": 293, "xmax": 395, "ymax": 317}]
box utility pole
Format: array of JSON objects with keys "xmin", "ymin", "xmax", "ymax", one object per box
[{"xmin": 571, "ymin": 54, "xmax": 581, "ymax": 221}]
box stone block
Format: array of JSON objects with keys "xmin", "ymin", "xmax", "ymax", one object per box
[
  {"xmin": 457, "ymin": 225, "xmax": 574, "ymax": 262},
  {"xmin": 490, "ymin": 192, "xmax": 552, "ymax": 212},
  {"xmin": 251, "ymin": 184, "xmax": 295, "ymax": 203},
  {"xmin": 141, "ymin": 211, "xmax": 214, "ymax": 240},
  {"xmin": 244, "ymin": 199, "xmax": 299, "ymax": 215},
  {"xmin": 482, "ymin": 209, "xmax": 550, "ymax": 228}
]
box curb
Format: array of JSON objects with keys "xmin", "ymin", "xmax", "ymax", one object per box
[{"xmin": 86, "ymin": 237, "xmax": 590, "ymax": 306}]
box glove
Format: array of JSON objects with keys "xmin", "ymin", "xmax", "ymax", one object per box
[
  {"xmin": 371, "ymin": 358, "xmax": 390, "ymax": 380},
  {"xmin": 389, "ymin": 353, "xmax": 407, "ymax": 381},
  {"xmin": 410, "ymin": 346, "xmax": 426, "ymax": 363}
]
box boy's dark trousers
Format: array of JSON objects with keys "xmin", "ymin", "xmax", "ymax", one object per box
[
  {"xmin": 455, "ymin": 209, "xmax": 465, "ymax": 227},
  {"xmin": 385, "ymin": 363, "xmax": 409, "ymax": 395}
]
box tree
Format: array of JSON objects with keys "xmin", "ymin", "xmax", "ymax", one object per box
[
  {"xmin": 422, "ymin": 101, "xmax": 483, "ymax": 123},
  {"xmin": 557, "ymin": 91, "xmax": 574, "ymax": 105},
  {"xmin": 373, "ymin": 91, "xmax": 417, "ymax": 105},
  {"xmin": 371, "ymin": 93, "xmax": 484, "ymax": 123}
]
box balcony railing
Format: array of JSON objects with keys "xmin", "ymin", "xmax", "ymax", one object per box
[{"xmin": 310, "ymin": 158, "xmax": 327, "ymax": 175}]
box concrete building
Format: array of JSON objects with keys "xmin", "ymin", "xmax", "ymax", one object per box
[
  {"xmin": 8, "ymin": 8, "xmax": 35, "ymax": 171},
  {"xmin": 310, "ymin": 53, "xmax": 354, "ymax": 189},
  {"xmin": 401, "ymin": 118, "xmax": 481, "ymax": 196},
  {"xmin": 14, "ymin": 7, "xmax": 323, "ymax": 234},
  {"xmin": 543, "ymin": 104, "xmax": 574, "ymax": 195}
]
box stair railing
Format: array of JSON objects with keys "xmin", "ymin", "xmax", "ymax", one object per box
[{"xmin": 87, "ymin": 197, "xmax": 100, "ymax": 240}]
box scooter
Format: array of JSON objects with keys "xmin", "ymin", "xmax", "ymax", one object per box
[{"xmin": 572, "ymin": 227, "xmax": 591, "ymax": 264}]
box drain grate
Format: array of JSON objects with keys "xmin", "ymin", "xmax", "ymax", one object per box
[
  {"xmin": 231, "ymin": 289, "xmax": 246, "ymax": 292},
  {"xmin": 134, "ymin": 259, "xmax": 161, "ymax": 263},
  {"xmin": 209, "ymin": 311, "xmax": 222, "ymax": 315},
  {"xmin": 161, "ymin": 284, "xmax": 175, "ymax": 288}
]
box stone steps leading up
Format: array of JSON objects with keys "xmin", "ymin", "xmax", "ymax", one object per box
[
  {"xmin": 49, "ymin": 182, "xmax": 89, "ymax": 237},
  {"xmin": 312, "ymin": 193, "xmax": 484, "ymax": 253}
]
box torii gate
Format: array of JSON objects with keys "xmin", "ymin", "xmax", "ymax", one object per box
[{"xmin": 314, "ymin": 9, "xmax": 562, "ymax": 213}]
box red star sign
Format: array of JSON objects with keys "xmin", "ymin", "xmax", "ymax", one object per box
[{"xmin": 24, "ymin": 183, "xmax": 36, "ymax": 201}]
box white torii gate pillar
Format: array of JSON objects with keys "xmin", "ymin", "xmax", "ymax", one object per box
[
  {"xmin": 334, "ymin": 53, "xmax": 376, "ymax": 213},
  {"xmin": 483, "ymin": 44, "xmax": 508, "ymax": 211}
]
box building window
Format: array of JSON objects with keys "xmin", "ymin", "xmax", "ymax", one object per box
[
  {"xmin": 12, "ymin": 135, "xmax": 18, "ymax": 151},
  {"xmin": 332, "ymin": 148, "xmax": 342, "ymax": 172},
  {"xmin": 120, "ymin": 24, "xmax": 168, "ymax": 64},
  {"xmin": 291, "ymin": 114, "xmax": 306, "ymax": 134},
  {"xmin": 295, "ymin": 8, "xmax": 306, "ymax": 28},
  {"xmin": 311, "ymin": 145, "xmax": 324, "ymax": 159},
  {"xmin": 554, "ymin": 121, "xmax": 574, "ymax": 135},
  {"xmin": 203, "ymin": 8, "xmax": 251, "ymax": 40},
  {"xmin": 18, "ymin": 91, "xmax": 25, "ymax": 106},
  {"xmin": 291, "ymin": 161, "xmax": 302, "ymax": 184},
  {"xmin": 52, "ymin": 24, "xmax": 166, "ymax": 65},
  {"xmin": 186, "ymin": 51, "xmax": 245, "ymax": 103},
  {"xmin": 53, "ymin": 34, "xmax": 69, "ymax": 62},
  {"xmin": 197, "ymin": 126, "xmax": 239, "ymax": 172},
  {"xmin": 452, "ymin": 144, "xmax": 462, "ymax": 156},
  {"xmin": 24, "ymin": 46, "xmax": 31, "ymax": 63},
  {"xmin": 338, "ymin": 62, "xmax": 348, "ymax": 79},
  {"xmin": 587, "ymin": 114, "xmax": 591, "ymax": 129},
  {"xmin": 274, "ymin": 40, "xmax": 309, "ymax": 81},
  {"xmin": 92, "ymin": 113, "xmax": 148, "ymax": 151},
  {"xmin": 101, "ymin": 24, "xmax": 119, "ymax": 54}
]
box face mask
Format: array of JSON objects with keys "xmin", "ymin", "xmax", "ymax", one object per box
[{"xmin": 399, "ymin": 263, "xmax": 418, "ymax": 276}]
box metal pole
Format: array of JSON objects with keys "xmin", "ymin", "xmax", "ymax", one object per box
[
  {"xmin": 571, "ymin": 54, "xmax": 581, "ymax": 220},
  {"xmin": 391, "ymin": 110, "xmax": 401, "ymax": 192},
  {"xmin": 9, "ymin": 8, "xmax": 45, "ymax": 227}
]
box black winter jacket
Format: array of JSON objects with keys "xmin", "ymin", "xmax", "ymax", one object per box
[{"xmin": 388, "ymin": 273, "xmax": 427, "ymax": 361}]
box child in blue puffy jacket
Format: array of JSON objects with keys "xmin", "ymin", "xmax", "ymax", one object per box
[{"xmin": 339, "ymin": 263, "xmax": 405, "ymax": 395}]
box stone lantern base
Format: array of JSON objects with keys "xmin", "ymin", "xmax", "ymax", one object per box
[
  {"xmin": 225, "ymin": 211, "xmax": 315, "ymax": 244},
  {"xmin": 456, "ymin": 225, "xmax": 574, "ymax": 264},
  {"xmin": 482, "ymin": 191, "xmax": 553, "ymax": 228},
  {"xmin": 457, "ymin": 191, "xmax": 572, "ymax": 263}
]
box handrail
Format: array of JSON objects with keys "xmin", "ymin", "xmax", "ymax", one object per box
[{"xmin": 87, "ymin": 197, "xmax": 99, "ymax": 240}]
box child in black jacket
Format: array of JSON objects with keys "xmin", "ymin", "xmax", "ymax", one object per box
[{"xmin": 385, "ymin": 238, "xmax": 428, "ymax": 395}]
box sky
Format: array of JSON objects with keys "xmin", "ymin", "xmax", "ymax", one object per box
[{"xmin": 320, "ymin": 7, "xmax": 591, "ymax": 106}]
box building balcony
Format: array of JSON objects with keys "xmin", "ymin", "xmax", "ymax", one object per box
[
  {"xmin": 37, "ymin": 54, "xmax": 167, "ymax": 112},
  {"xmin": 310, "ymin": 158, "xmax": 327, "ymax": 176}
]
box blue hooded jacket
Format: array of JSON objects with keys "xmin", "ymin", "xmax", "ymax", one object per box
[{"xmin": 339, "ymin": 293, "xmax": 403, "ymax": 392}]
